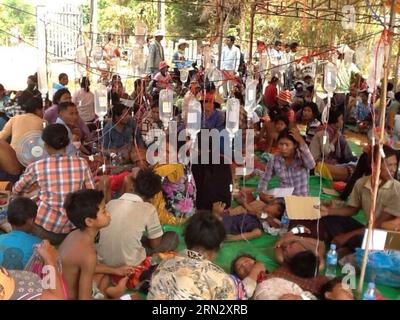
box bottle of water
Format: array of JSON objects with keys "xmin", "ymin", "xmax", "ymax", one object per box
[
  {"xmin": 362, "ymin": 282, "xmax": 376, "ymax": 300},
  {"xmin": 280, "ymin": 212, "xmax": 290, "ymax": 234},
  {"xmin": 325, "ymin": 243, "xmax": 338, "ymax": 279}
]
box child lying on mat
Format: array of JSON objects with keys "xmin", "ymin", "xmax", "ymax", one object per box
[{"xmin": 211, "ymin": 199, "xmax": 285, "ymax": 241}]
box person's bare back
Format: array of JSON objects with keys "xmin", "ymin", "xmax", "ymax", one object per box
[{"xmin": 58, "ymin": 230, "xmax": 97, "ymax": 300}]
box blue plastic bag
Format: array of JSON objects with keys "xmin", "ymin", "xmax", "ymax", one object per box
[{"xmin": 356, "ymin": 248, "xmax": 400, "ymax": 288}]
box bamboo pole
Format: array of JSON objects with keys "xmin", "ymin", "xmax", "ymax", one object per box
[
  {"xmin": 394, "ymin": 42, "xmax": 400, "ymax": 90},
  {"xmin": 248, "ymin": 3, "xmax": 256, "ymax": 65},
  {"xmin": 357, "ymin": 0, "xmax": 397, "ymax": 299}
]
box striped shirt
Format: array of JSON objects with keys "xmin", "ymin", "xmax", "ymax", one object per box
[
  {"xmin": 13, "ymin": 154, "xmax": 95, "ymax": 234},
  {"xmin": 257, "ymin": 143, "xmax": 316, "ymax": 196}
]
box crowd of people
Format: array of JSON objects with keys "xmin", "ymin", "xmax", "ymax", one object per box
[{"xmin": 0, "ymin": 32, "xmax": 400, "ymax": 301}]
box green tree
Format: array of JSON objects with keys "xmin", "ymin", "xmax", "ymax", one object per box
[{"xmin": 0, "ymin": 0, "xmax": 35, "ymax": 45}]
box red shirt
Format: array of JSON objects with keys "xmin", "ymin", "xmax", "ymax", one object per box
[{"xmin": 264, "ymin": 84, "xmax": 278, "ymax": 107}]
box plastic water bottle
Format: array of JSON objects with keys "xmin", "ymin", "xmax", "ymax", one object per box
[
  {"xmin": 280, "ymin": 213, "xmax": 290, "ymax": 235},
  {"xmin": 362, "ymin": 282, "xmax": 376, "ymax": 300},
  {"xmin": 325, "ymin": 244, "xmax": 338, "ymax": 279}
]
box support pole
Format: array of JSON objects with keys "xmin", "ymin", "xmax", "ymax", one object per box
[
  {"xmin": 393, "ymin": 42, "xmax": 400, "ymax": 90},
  {"xmin": 357, "ymin": 0, "xmax": 397, "ymax": 299},
  {"xmin": 248, "ymin": 3, "xmax": 256, "ymax": 65},
  {"xmin": 217, "ymin": 0, "xmax": 225, "ymax": 69}
]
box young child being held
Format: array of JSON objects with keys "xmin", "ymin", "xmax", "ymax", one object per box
[{"xmin": 59, "ymin": 189, "xmax": 134, "ymax": 300}]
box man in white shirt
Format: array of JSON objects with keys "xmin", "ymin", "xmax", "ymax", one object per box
[{"xmin": 221, "ymin": 36, "xmax": 241, "ymax": 99}]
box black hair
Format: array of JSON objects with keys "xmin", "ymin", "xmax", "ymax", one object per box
[
  {"xmin": 276, "ymin": 201, "xmax": 286, "ymax": 216},
  {"xmin": 395, "ymin": 91, "xmax": 400, "ymax": 102},
  {"xmin": 23, "ymin": 96, "xmax": 43, "ymax": 114},
  {"xmin": 289, "ymin": 42, "xmax": 299, "ymax": 50},
  {"xmin": 0, "ymin": 83, "xmax": 4, "ymax": 91},
  {"xmin": 134, "ymin": 168, "xmax": 162, "ymax": 200},
  {"xmin": 302, "ymin": 101, "xmax": 320, "ymax": 118},
  {"xmin": 303, "ymin": 75, "xmax": 313, "ymax": 81},
  {"xmin": 7, "ymin": 197, "xmax": 37, "ymax": 227},
  {"xmin": 80, "ymin": 77, "xmax": 90, "ymax": 92},
  {"xmin": 231, "ymin": 253, "xmax": 256, "ymax": 278},
  {"xmin": 226, "ymin": 35, "xmax": 235, "ymax": 42},
  {"xmin": 275, "ymin": 40, "xmax": 282, "ymax": 46},
  {"xmin": 28, "ymin": 74, "xmax": 37, "ymax": 83},
  {"xmin": 274, "ymin": 115, "xmax": 289, "ymax": 127},
  {"xmin": 58, "ymin": 101, "xmax": 76, "ymax": 113},
  {"xmin": 58, "ymin": 73, "xmax": 68, "ymax": 82},
  {"xmin": 64, "ymin": 189, "xmax": 104, "ymax": 230},
  {"xmin": 52, "ymin": 88, "xmax": 71, "ymax": 105},
  {"xmin": 287, "ymin": 250, "xmax": 319, "ymax": 278},
  {"xmin": 270, "ymin": 76, "xmax": 279, "ymax": 83},
  {"xmin": 388, "ymin": 82, "xmax": 394, "ymax": 91},
  {"xmin": 327, "ymin": 106, "xmax": 343, "ymax": 125},
  {"xmin": 319, "ymin": 278, "xmax": 344, "ymax": 300},
  {"xmin": 234, "ymin": 90, "xmax": 245, "ymax": 106},
  {"xmin": 111, "ymin": 103, "xmax": 128, "ymax": 122},
  {"xmin": 277, "ymin": 128, "xmax": 297, "ymax": 145},
  {"xmin": 184, "ymin": 211, "xmax": 226, "ymax": 251},
  {"xmin": 358, "ymin": 90, "xmax": 368, "ymax": 97},
  {"xmin": 42, "ymin": 123, "xmax": 70, "ymax": 150},
  {"xmin": 205, "ymin": 81, "xmax": 216, "ymax": 93}
]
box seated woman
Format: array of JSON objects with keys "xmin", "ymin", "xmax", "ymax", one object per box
[
  {"xmin": 260, "ymin": 115, "xmax": 289, "ymax": 154},
  {"xmin": 297, "ymin": 101, "xmax": 321, "ymax": 145},
  {"xmin": 147, "ymin": 212, "xmax": 247, "ymax": 300},
  {"xmin": 257, "ymin": 127, "xmax": 315, "ymax": 200},
  {"xmin": 309, "ymin": 106, "xmax": 357, "ymax": 181}
]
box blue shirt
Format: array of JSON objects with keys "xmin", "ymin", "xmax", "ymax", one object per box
[
  {"xmin": 0, "ymin": 230, "xmax": 41, "ymax": 269},
  {"xmin": 103, "ymin": 118, "xmax": 144, "ymax": 150},
  {"xmin": 351, "ymin": 101, "xmax": 371, "ymax": 121}
]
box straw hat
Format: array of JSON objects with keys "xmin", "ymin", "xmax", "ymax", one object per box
[{"xmin": 277, "ymin": 90, "xmax": 292, "ymax": 105}]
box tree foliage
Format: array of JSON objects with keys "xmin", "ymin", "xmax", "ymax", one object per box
[{"xmin": 0, "ymin": 0, "xmax": 35, "ymax": 45}]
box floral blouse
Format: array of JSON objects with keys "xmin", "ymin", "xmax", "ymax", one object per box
[
  {"xmin": 152, "ymin": 164, "xmax": 196, "ymax": 225},
  {"xmin": 147, "ymin": 249, "xmax": 237, "ymax": 300}
]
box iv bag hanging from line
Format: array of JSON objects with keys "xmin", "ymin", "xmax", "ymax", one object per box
[
  {"xmin": 367, "ymin": 41, "xmax": 384, "ymax": 92},
  {"xmin": 159, "ymin": 88, "xmax": 174, "ymax": 129},
  {"xmin": 244, "ymin": 78, "xmax": 258, "ymax": 119},
  {"xmin": 323, "ymin": 62, "xmax": 337, "ymax": 94},
  {"xmin": 94, "ymin": 83, "xmax": 108, "ymax": 119},
  {"xmin": 187, "ymin": 99, "xmax": 202, "ymax": 146},
  {"xmin": 225, "ymin": 97, "xmax": 240, "ymax": 146}
]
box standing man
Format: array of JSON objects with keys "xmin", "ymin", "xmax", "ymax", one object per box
[
  {"xmin": 146, "ymin": 30, "xmax": 165, "ymax": 77},
  {"xmin": 221, "ymin": 36, "xmax": 241, "ymax": 99}
]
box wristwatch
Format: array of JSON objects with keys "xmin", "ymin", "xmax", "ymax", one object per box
[{"xmin": 260, "ymin": 212, "xmax": 269, "ymax": 220}]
